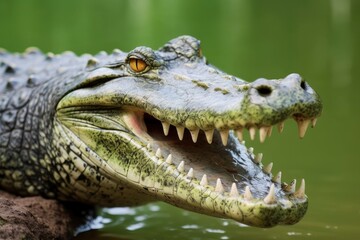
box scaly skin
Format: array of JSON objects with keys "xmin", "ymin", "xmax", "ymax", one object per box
[{"xmin": 0, "ymin": 36, "xmax": 322, "ymax": 227}]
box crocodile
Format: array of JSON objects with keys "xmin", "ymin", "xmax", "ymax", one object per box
[{"xmin": 0, "ymin": 35, "xmax": 322, "ymax": 228}]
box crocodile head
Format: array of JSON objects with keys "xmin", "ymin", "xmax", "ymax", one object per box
[{"xmin": 56, "ymin": 36, "xmax": 322, "ymax": 227}]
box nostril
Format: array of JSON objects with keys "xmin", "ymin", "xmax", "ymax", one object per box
[
  {"xmin": 256, "ymin": 85, "xmax": 272, "ymax": 97},
  {"xmin": 300, "ymin": 80, "xmax": 307, "ymax": 91},
  {"xmin": 300, "ymin": 81, "xmax": 306, "ymax": 90}
]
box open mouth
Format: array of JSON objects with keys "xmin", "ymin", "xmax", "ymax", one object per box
[
  {"xmin": 51, "ymin": 35, "xmax": 322, "ymax": 227},
  {"xmin": 123, "ymin": 110, "xmax": 317, "ymax": 202}
]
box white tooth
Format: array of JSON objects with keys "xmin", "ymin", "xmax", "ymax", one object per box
[
  {"xmin": 259, "ymin": 127, "xmax": 268, "ymax": 143},
  {"xmin": 200, "ymin": 174, "xmax": 208, "ymax": 186},
  {"xmin": 248, "ymin": 147, "xmax": 254, "ymax": 154},
  {"xmin": 249, "ymin": 127, "xmax": 256, "ymax": 140},
  {"xmin": 289, "ymin": 179, "xmax": 296, "ymax": 192},
  {"xmin": 155, "ymin": 148, "xmax": 162, "ymax": 158},
  {"xmin": 264, "ymin": 183, "xmax": 277, "ymax": 204},
  {"xmin": 285, "ymin": 179, "xmax": 297, "ymax": 193},
  {"xmin": 278, "ymin": 121, "xmax": 285, "ymax": 133},
  {"xmin": 297, "ymin": 119, "xmax": 310, "ymax": 138},
  {"xmin": 272, "ymin": 171, "xmax": 282, "ymax": 184},
  {"xmin": 161, "ymin": 122, "xmax": 170, "ymax": 136},
  {"xmin": 236, "ymin": 128, "xmax": 244, "ymax": 141},
  {"xmin": 294, "ymin": 179, "xmax": 306, "ymax": 199},
  {"xmin": 177, "ymin": 161, "xmax": 185, "ymax": 172},
  {"xmin": 263, "ymin": 162, "xmax": 273, "ymax": 175},
  {"xmin": 311, "ymin": 118, "xmax": 317, "ymax": 128},
  {"xmin": 220, "ymin": 130, "xmax": 229, "ymax": 146},
  {"xmin": 176, "ymin": 126, "xmax": 185, "ymax": 140},
  {"xmin": 267, "ymin": 126, "xmax": 273, "ymax": 137},
  {"xmin": 190, "ymin": 128, "xmax": 200, "ymax": 143},
  {"xmin": 254, "ymin": 153, "xmax": 263, "ymax": 164},
  {"xmin": 204, "ymin": 129, "xmax": 214, "ymax": 144},
  {"xmin": 215, "ymin": 178, "xmax": 224, "ymax": 193},
  {"xmin": 230, "ymin": 183, "xmax": 239, "ymax": 197},
  {"xmin": 187, "ymin": 168, "xmax": 194, "ymax": 178},
  {"xmin": 165, "ymin": 154, "xmax": 172, "ymax": 164},
  {"xmin": 244, "ymin": 186, "xmax": 253, "ymax": 200},
  {"xmin": 146, "ymin": 143, "xmax": 151, "ymax": 149}
]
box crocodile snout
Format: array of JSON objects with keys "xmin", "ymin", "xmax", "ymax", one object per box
[
  {"xmin": 244, "ymin": 73, "xmax": 322, "ymax": 134},
  {"xmin": 252, "ymin": 73, "xmax": 316, "ymax": 99}
]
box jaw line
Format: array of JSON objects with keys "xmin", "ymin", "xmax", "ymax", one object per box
[
  {"xmin": 118, "ymin": 113, "xmax": 309, "ymax": 227},
  {"xmin": 120, "ymin": 110, "xmax": 306, "ymax": 201}
]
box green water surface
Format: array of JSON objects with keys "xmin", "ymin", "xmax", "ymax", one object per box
[{"xmin": 1, "ymin": 0, "xmax": 359, "ymax": 239}]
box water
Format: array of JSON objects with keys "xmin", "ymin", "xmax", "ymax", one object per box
[{"xmin": 1, "ymin": 0, "xmax": 359, "ymax": 239}]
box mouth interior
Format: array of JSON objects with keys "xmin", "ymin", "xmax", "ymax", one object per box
[{"xmin": 142, "ymin": 113, "xmax": 272, "ymax": 198}]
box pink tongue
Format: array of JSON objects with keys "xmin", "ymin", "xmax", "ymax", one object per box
[{"xmin": 123, "ymin": 112, "xmax": 150, "ymax": 140}]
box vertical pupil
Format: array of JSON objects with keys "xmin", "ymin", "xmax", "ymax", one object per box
[{"xmin": 130, "ymin": 58, "xmax": 146, "ymax": 72}]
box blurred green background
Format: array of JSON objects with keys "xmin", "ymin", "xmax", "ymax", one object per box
[{"xmin": 1, "ymin": 0, "xmax": 359, "ymax": 239}]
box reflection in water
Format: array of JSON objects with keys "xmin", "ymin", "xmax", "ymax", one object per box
[
  {"xmin": 75, "ymin": 202, "xmax": 333, "ymax": 240},
  {"xmin": 76, "ymin": 203, "xmax": 250, "ymax": 240}
]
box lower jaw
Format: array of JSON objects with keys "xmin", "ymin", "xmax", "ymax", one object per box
[{"xmin": 136, "ymin": 138, "xmax": 308, "ymax": 227}]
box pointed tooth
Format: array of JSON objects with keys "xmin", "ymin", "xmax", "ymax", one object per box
[
  {"xmin": 190, "ymin": 128, "xmax": 200, "ymax": 143},
  {"xmin": 259, "ymin": 127, "xmax": 268, "ymax": 143},
  {"xmin": 187, "ymin": 168, "xmax": 194, "ymax": 178},
  {"xmin": 176, "ymin": 126, "xmax": 185, "ymax": 140},
  {"xmin": 289, "ymin": 179, "xmax": 297, "ymax": 193},
  {"xmin": 264, "ymin": 184, "xmax": 277, "ymax": 204},
  {"xmin": 220, "ymin": 130, "xmax": 229, "ymax": 146},
  {"xmin": 215, "ymin": 178, "xmax": 224, "ymax": 193},
  {"xmin": 272, "ymin": 171, "xmax": 282, "ymax": 184},
  {"xmin": 297, "ymin": 119, "xmax": 310, "ymax": 138},
  {"xmin": 248, "ymin": 147, "xmax": 254, "ymax": 154},
  {"xmin": 267, "ymin": 126, "xmax": 273, "ymax": 137},
  {"xmin": 155, "ymin": 148, "xmax": 162, "ymax": 158},
  {"xmin": 236, "ymin": 128, "xmax": 244, "ymax": 141},
  {"xmin": 294, "ymin": 179, "xmax": 306, "ymax": 199},
  {"xmin": 200, "ymin": 174, "xmax": 208, "ymax": 186},
  {"xmin": 278, "ymin": 121, "xmax": 285, "ymax": 133},
  {"xmin": 263, "ymin": 162, "xmax": 273, "ymax": 175},
  {"xmin": 254, "ymin": 153, "xmax": 263, "ymax": 164},
  {"xmin": 161, "ymin": 122, "xmax": 170, "ymax": 136},
  {"xmin": 230, "ymin": 183, "xmax": 239, "ymax": 197},
  {"xmin": 204, "ymin": 129, "xmax": 214, "ymax": 144},
  {"xmin": 284, "ymin": 179, "xmax": 296, "ymax": 193},
  {"xmin": 243, "ymin": 186, "xmax": 253, "ymax": 200},
  {"xmin": 311, "ymin": 118, "xmax": 317, "ymax": 128},
  {"xmin": 165, "ymin": 154, "xmax": 172, "ymax": 164},
  {"xmin": 177, "ymin": 161, "xmax": 185, "ymax": 172},
  {"xmin": 249, "ymin": 127, "xmax": 256, "ymax": 140},
  {"xmin": 146, "ymin": 143, "xmax": 151, "ymax": 149}
]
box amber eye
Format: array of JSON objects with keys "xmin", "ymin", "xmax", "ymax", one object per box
[{"xmin": 129, "ymin": 58, "xmax": 148, "ymax": 73}]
